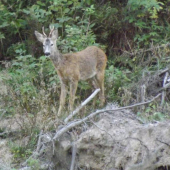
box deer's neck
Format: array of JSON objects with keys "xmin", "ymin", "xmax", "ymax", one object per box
[{"xmin": 50, "ymin": 47, "xmax": 62, "ymax": 68}]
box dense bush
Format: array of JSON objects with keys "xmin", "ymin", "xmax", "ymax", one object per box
[{"xmin": 0, "ymin": 0, "xmax": 170, "ymax": 60}]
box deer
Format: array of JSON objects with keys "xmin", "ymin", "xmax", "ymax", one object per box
[{"xmin": 34, "ymin": 26, "xmax": 107, "ymax": 117}]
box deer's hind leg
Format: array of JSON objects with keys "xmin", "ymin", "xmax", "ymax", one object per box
[
  {"xmin": 69, "ymin": 80, "xmax": 78, "ymax": 112},
  {"xmin": 96, "ymin": 71, "xmax": 105, "ymax": 106},
  {"xmin": 88, "ymin": 77, "xmax": 99, "ymax": 107}
]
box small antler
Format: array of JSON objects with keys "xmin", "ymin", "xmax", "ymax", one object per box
[
  {"xmin": 49, "ymin": 25, "xmax": 55, "ymax": 37},
  {"xmin": 42, "ymin": 27, "xmax": 47, "ymax": 37}
]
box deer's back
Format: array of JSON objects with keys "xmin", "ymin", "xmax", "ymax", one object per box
[{"xmin": 61, "ymin": 46, "xmax": 107, "ymax": 81}]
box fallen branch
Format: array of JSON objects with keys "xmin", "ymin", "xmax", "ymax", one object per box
[
  {"xmin": 53, "ymin": 93, "xmax": 161, "ymax": 141},
  {"xmin": 64, "ymin": 88, "xmax": 100, "ymax": 123},
  {"xmin": 70, "ymin": 142, "xmax": 77, "ymax": 170},
  {"xmin": 36, "ymin": 130, "xmax": 43, "ymax": 153}
]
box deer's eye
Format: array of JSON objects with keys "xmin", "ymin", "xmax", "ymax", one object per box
[{"xmin": 51, "ymin": 44, "xmax": 53, "ymax": 46}]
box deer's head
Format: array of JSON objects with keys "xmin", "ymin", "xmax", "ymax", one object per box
[{"xmin": 35, "ymin": 26, "xmax": 58, "ymax": 56}]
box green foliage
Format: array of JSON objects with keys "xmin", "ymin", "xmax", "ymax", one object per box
[
  {"xmin": 2, "ymin": 52, "xmax": 60, "ymax": 131},
  {"xmin": 1, "ymin": 0, "xmax": 169, "ymax": 114},
  {"xmin": 0, "ymin": 0, "xmax": 97, "ymax": 59},
  {"xmin": 93, "ymin": 2, "xmax": 119, "ymax": 46},
  {"xmin": 8, "ymin": 128, "xmax": 39, "ymax": 164},
  {"xmin": 127, "ymin": 0, "xmax": 163, "ymax": 19},
  {"xmin": 58, "ymin": 24, "xmax": 98, "ymax": 53},
  {"xmin": 9, "ymin": 131, "xmax": 38, "ymax": 162},
  {"xmin": 27, "ymin": 158, "xmax": 40, "ymax": 170},
  {"xmin": 105, "ymin": 63, "xmax": 131, "ymax": 102},
  {"xmin": 11, "ymin": 145, "xmax": 32, "ymax": 160},
  {"xmin": 137, "ymin": 103, "xmax": 168, "ymax": 123},
  {"xmin": 1, "ymin": 0, "xmax": 170, "ymax": 60},
  {"xmin": 125, "ymin": 0, "xmax": 166, "ymax": 46}
]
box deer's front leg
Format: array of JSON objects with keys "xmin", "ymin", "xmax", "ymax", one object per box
[
  {"xmin": 69, "ymin": 80, "xmax": 78, "ymax": 112},
  {"xmin": 58, "ymin": 82, "xmax": 67, "ymax": 117}
]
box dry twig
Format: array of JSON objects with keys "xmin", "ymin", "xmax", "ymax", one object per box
[{"xmin": 70, "ymin": 142, "xmax": 77, "ymax": 170}]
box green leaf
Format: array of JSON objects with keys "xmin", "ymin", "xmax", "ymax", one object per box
[
  {"xmin": 22, "ymin": 9, "xmax": 30, "ymax": 15},
  {"xmin": 0, "ymin": 22, "xmax": 9, "ymax": 28},
  {"xmin": 0, "ymin": 32, "xmax": 5, "ymax": 39},
  {"xmin": 37, "ymin": 1, "xmax": 46, "ymax": 6},
  {"xmin": 67, "ymin": 1, "xmax": 73, "ymax": 5},
  {"xmin": 64, "ymin": 8, "xmax": 70, "ymax": 14}
]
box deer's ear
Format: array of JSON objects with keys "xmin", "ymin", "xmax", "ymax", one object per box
[
  {"xmin": 34, "ymin": 31, "xmax": 45, "ymax": 43},
  {"xmin": 51, "ymin": 29, "xmax": 58, "ymax": 40}
]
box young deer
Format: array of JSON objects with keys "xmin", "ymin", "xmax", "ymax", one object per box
[{"xmin": 35, "ymin": 26, "xmax": 107, "ymax": 116}]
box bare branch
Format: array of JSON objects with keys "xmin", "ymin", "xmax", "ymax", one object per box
[
  {"xmin": 36, "ymin": 130, "xmax": 43, "ymax": 153},
  {"xmin": 70, "ymin": 142, "xmax": 77, "ymax": 170},
  {"xmin": 64, "ymin": 88, "xmax": 100, "ymax": 123}
]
